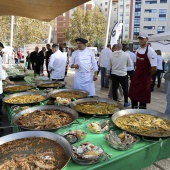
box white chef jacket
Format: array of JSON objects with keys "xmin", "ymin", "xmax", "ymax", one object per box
[
  {"xmin": 125, "ymin": 50, "xmax": 136, "ymax": 71},
  {"xmin": 69, "ymin": 48, "xmax": 98, "ymax": 96},
  {"xmin": 135, "ymin": 46, "xmax": 157, "ymax": 67},
  {"xmin": 0, "ymin": 56, "xmax": 8, "ymax": 94},
  {"xmin": 48, "ymin": 50, "xmax": 67, "ymax": 79},
  {"xmin": 98, "ymin": 48, "xmax": 112, "ymax": 68}
]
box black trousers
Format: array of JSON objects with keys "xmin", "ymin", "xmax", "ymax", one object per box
[
  {"xmin": 127, "ymin": 70, "xmax": 134, "ymax": 80},
  {"xmin": 52, "ymin": 78, "xmax": 64, "ymax": 81},
  {"xmin": 131, "ymin": 99, "xmax": 146, "ymax": 109},
  {"xmin": 151, "ymin": 69, "xmax": 163, "ymax": 90},
  {"xmin": 111, "ymin": 74, "xmax": 128, "ymax": 103},
  {"xmin": 46, "ymin": 63, "xmax": 50, "ymax": 78}
]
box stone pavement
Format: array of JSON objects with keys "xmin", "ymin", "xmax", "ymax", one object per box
[{"xmin": 65, "ymin": 69, "xmax": 169, "ymax": 170}]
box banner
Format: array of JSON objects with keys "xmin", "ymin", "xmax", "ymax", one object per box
[{"xmin": 110, "ymin": 23, "xmax": 123, "ymax": 48}]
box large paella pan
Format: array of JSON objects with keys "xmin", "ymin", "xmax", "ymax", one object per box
[
  {"xmin": 36, "ymin": 81, "xmax": 66, "ymax": 89},
  {"xmin": 13, "ymin": 105, "xmax": 79, "ymax": 130},
  {"xmin": 0, "ymin": 131, "xmax": 72, "ymax": 170},
  {"xmin": 3, "ymin": 84, "xmax": 35, "ymax": 93},
  {"xmin": 2, "ymin": 92, "xmax": 48, "ymax": 105},
  {"xmin": 112, "ymin": 109, "xmax": 170, "ymax": 138},
  {"xmin": 70, "ymin": 98, "xmax": 123, "ymax": 115},
  {"xmin": 49, "ymin": 89, "xmax": 89, "ymax": 100}
]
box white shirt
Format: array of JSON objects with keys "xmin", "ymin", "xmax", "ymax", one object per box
[
  {"xmin": 98, "ymin": 48, "xmax": 112, "ymax": 68},
  {"xmin": 48, "ymin": 50, "xmax": 67, "ymax": 79},
  {"xmin": 70, "ymin": 48, "xmax": 98, "ymax": 73},
  {"xmin": 0, "ymin": 56, "xmax": 7, "ymax": 94},
  {"xmin": 136, "ymin": 46, "xmax": 157, "ymax": 67},
  {"xmin": 107, "ymin": 50, "xmax": 132, "ymax": 76},
  {"xmin": 125, "ymin": 50, "xmax": 136, "ymax": 71},
  {"xmin": 157, "ymin": 55, "xmax": 163, "ymax": 70}
]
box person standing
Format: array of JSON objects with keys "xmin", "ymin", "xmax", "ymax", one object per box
[
  {"xmin": 26, "ymin": 51, "xmax": 31, "ymax": 70},
  {"xmin": 125, "ymin": 45, "xmax": 136, "ymax": 80},
  {"xmin": 45, "ymin": 44, "xmax": 53, "ymax": 78},
  {"xmin": 107, "ymin": 43, "xmax": 131, "ymax": 107},
  {"xmin": 17, "ymin": 50, "xmax": 22, "ymax": 64},
  {"xmin": 98, "ymin": 44, "xmax": 112, "ymax": 88},
  {"xmin": 70, "ymin": 38, "xmax": 98, "ymax": 96},
  {"xmin": 48, "ymin": 44, "xmax": 67, "ymax": 81},
  {"xmin": 29, "ymin": 46, "xmax": 41, "ymax": 75},
  {"xmin": 151, "ymin": 50, "xmax": 163, "ymax": 91},
  {"xmin": 129, "ymin": 32, "xmax": 157, "ymax": 109},
  {"xmin": 39, "ymin": 47, "xmax": 46, "ymax": 75}
]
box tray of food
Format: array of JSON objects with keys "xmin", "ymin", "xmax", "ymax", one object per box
[
  {"xmin": 112, "ymin": 109, "xmax": 170, "ymax": 138},
  {"xmin": 70, "ymin": 98, "xmax": 123, "ymax": 115},
  {"xmin": 36, "ymin": 81, "xmax": 66, "ymax": 89}
]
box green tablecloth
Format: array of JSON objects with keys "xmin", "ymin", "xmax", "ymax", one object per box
[{"xmin": 4, "ymin": 102, "xmax": 170, "ymax": 170}]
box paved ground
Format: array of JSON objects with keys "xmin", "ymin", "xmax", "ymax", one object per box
[{"xmin": 0, "ymin": 68, "xmax": 169, "ymax": 170}]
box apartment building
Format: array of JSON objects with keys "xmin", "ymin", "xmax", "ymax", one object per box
[
  {"xmin": 53, "ymin": 1, "xmax": 95, "ymax": 45},
  {"xmin": 131, "ymin": 0, "xmax": 170, "ymax": 49}
]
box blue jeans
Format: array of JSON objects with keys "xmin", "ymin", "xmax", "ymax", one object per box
[
  {"xmin": 100, "ymin": 67, "xmax": 108, "ymax": 88},
  {"xmin": 165, "ymin": 80, "xmax": 170, "ymax": 114}
]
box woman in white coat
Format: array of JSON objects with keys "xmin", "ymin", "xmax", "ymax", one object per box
[{"xmin": 69, "ymin": 38, "xmax": 98, "ymax": 96}]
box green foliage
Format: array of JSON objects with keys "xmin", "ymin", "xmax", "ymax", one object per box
[
  {"xmin": 64, "ymin": 7, "xmax": 107, "ymax": 47},
  {"xmin": 122, "ymin": 39, "xmax": 132, "ymax": 44},
  {"xmin": 0, "ymin": 16, "xmax": 54, "ymax": 47}
]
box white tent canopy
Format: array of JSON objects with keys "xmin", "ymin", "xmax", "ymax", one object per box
[{"xmin": 148, "ymin": 31, "xmax": 170, "ymax": 44}]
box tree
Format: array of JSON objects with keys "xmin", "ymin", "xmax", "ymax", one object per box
[
  {"xmin": 64, "ymin": 7, "xmax": 107, "ymax": 47},
  {"xmin": 0, "ymin": 16, "xmax": 54, "ymax": 47}
]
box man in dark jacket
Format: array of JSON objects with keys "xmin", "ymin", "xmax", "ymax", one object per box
[
  {"xmin": 39, "ymin": 47, "xmax": 46, "ymax": 75},
  {"xmin": 45, "ymin": 44, "xmax": 53, "ymax": 78},
  {"xmin": 30, "ymin": 46, "xmax": 41, "ymax": 75}
]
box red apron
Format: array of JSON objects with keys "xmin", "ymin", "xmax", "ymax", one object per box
[{"xmin": 129, "ymin": 46, "xmax": 152, "ymax": 103}]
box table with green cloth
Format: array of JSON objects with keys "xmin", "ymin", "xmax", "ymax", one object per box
[{"xmin": 3, "ymin": 102, "xmax": 170, "ymax": 170}]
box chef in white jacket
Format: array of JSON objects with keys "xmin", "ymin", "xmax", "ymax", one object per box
[
  {"xmin": 70, "ymin": 38, "xmax": 98, "ymax": 96},
  {"xmin": 48, "ymin": 44, "xmax": 67, "ymax": 81}
]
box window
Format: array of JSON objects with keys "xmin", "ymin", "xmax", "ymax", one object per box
[
  {"xmin": 105, "ymin": 2, "xmax": 108, "ymax": 5},
  {"xmin": 126, "ymin": 5, "xmax": 130, "ymax": 9},
  {"xmin": 120, "ymin": 12, "xmax": 123, "ymax": 16},
  {"xmin": 125, "ymin": 34, "xmax": 128, "ymax": 38},
  {"xmin": 125, "ymin": 19, "xmax": 129, "ymax": 24},
  {"xmin": 144, "ymin": 18, "xmax": 156, "ymax": 21},
  {"xmin": 134, "ymin": 27, "xmax": 140, "ymax": 32},
  {"xmin": 125, "ymin": 27, "xmax": 128, "ymax": 31},
  {"xmin": 159, "ymin": 17, "xmax": 166, "ymax": 21},
  {"xmin": 105, "ymin": 8, "xmax": 107, "ymax": 12},
  {"xmin": 120, "ymin": 5, "xmax": 123, "ymax": 9},
  {"xmin": 145, "ymin": 0, "xmax": 157, "ymax": 4},
  {"xmin": 135, "ymin": 11, "xmax": 141, "ymax": 16},
  {"xmin": 100, "ymin": 3, "xmax": 102, "ymax": 6},
  {"xmin": 160, "ymin": 0, "xmax": 167, "ymax": 3},
  {"xmin": 114, "ymin": 8, "xmax": 117, "ymax": 11},
  {"xmin": 134, "ymin": 19, "xmax": 140, "ymax": 24},
  {"xmin": 145, "ymin": 9, "xmax": 157, "ymax": 13},
  {"xmin": 158, "ymin": 26, "xmax": 165, "ymax": 31},
  {"xmin": 143, "ymin": 26, "xmax": 155, "ymax": 30},
  {"xmin": 159, "ymin": 9, "xmax": 167, "ymax": 14},
  {"xmin": 126, "ymin": 12, "xmax": 129, "ymax": 16},
  {"xmin": 135, "ymin": 4, "xmax": 141, "ymax": 8}
]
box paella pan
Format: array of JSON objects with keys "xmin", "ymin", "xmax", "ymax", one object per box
[
  {"xmin": 49, "ymin": 89, "xmax": 89, "ymax": 100},
  {"xmin": 2, "ymin": 92, "xmax": 48, "ymax": 105},
  {"xmin": 36, "ymin": 81, "xmax": 66, "ymax": 89},
  {"xmin": 3, "ymin": 84, "xmax": 35, "ymax": 93},
  {"xmin": 0, "ymin": 131, "xmax": 72, "ymax": 170},
  {"xmin": 13, "ymin": 105, "xmax": 79, "ymax": 130},
  {"xmin": 112, "ymin": 109, "xmax": 170, "ymax": 138},
  {"xmin": 70, "ymin": 98, "xmax": 123, "ymax": 115}
]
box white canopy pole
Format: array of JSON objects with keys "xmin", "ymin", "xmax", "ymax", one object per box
[
  {"xmin": 9, "ymin": 15, "xmax": 14, "ymax": 64},
  {"xmin": 47, "ymin": 25, "xmax": 52, "ymax": 43},
  {"xmin": 104, "ymin": 0, "xmax": 112, "ymax": 48}
]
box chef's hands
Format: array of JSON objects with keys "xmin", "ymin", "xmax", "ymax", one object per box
[
  {"xmin": 93, "ymin": 72, "xmax": 98, "ymax": 81},
  {"xmin": 71, "ymin": 64, "xmax": 79, "ymax": 69},
  {"xmin": 5, "ymin": 78, "xmax": 15, "ymax": 85}
]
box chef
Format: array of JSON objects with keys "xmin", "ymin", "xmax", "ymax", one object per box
[
  {"xmin": 128, "ymin": 33, "xmax": 157, "ymax": 109},
  {"xmin": 70, "ymin": 38, "xmax": 98, "ymax": 96}
]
